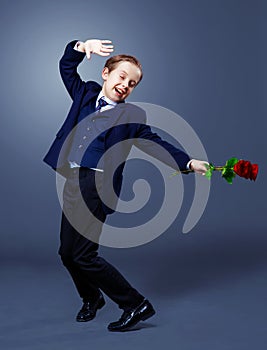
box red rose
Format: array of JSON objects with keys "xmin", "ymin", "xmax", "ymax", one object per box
[
  {"xmin": 233, "ymin": 160, "xmax": 250, "ymax": 179},
  {"xmin": 233, "ymin": 160, "xmax": 258, "ymax": 181}
]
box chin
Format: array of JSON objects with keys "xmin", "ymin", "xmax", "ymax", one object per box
[{"xmin": 114, "ymin": 97, "xmax": 124, "ymax": 103}]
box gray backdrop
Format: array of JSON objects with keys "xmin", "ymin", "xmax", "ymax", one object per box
[{"xmin": 0, "ymin": 0, "xmax": 266, "ymax": 349}]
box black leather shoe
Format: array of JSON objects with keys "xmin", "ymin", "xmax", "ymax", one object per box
[
  {"xmin": 76, "ymin": 294, "xmax": 105, "ymax": 322},
  {"xmin": 107, "ymin": 299, "xmax": 155, "ymax": 332}
]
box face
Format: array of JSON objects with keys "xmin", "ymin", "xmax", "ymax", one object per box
[{"xmin": 101, "ymin": 61, "xmax": 142, "ymax": 102}]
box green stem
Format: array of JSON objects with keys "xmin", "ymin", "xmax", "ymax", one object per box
[
  {"xmin": 171, "ymin": 165, "xmax": 230, "ymax": 177},
  {"xmin": 213, "ymin": 166, "xmax": 224, "ymax": 171}
]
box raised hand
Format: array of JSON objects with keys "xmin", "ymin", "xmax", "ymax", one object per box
[{"xmin": 77, "ymin": 39, "xmax": 114, "ymax": 59}]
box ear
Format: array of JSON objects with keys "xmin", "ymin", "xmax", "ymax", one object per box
[{"xmin": 102, "ymin": 67, "xmax": 109, "ymax": 81}]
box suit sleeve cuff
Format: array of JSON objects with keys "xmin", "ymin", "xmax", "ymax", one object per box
[
  {"xmin": 186, "ymin": 159, "xmax": 193, "ymax": 170},
  {"xmin": 73, "ymin": 41, "xmax": 82, "ymax": 51}
]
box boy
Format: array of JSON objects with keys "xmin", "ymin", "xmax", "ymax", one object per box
[{"xmin": 43, "ymin": 38, "xmax": 208, "ymax": 332}]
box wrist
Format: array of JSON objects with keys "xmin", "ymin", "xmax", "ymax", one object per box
[{"xmin": 74, "ymin": 41, "xmax": 85, "ymax": 52}]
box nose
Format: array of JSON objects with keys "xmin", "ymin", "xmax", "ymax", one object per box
[
  {"xmin": 122, "ymin": 79, "xmax": 131, "ymax": 89},
  {"xmin": 121, "ymin": 84, "xmax": 128, "ymax": 92}
]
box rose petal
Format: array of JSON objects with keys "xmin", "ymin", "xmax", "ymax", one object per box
[{"xmin": 250, "ymin": 164, "xmax": 258, "ymax": 181}]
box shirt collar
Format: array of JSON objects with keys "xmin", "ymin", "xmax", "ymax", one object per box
[{"xmin": 96, "ymin": 91, "xmax": 117, "ymax": 108}]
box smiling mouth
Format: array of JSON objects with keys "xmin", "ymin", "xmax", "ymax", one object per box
[{"xmin": 115, "ymin": 87, "xmax": 126, "ymax": 97}]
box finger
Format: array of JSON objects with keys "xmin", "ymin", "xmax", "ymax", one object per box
[
  {"xmin": 84, "ymin": 44, "xmax": 91, "ymax": 59},
  {"xmin": 101, "ymin": 44, "xmax": 114, "ymax": 49},
  {"xmin": 195, "ymin": 167, "xmax": 207, "ymax": 174},
  {"xmin": 101, "ymin": 40, "xmax": 112, "ymax": 44},
  {"xmin": 98, "ymin": 52, "xmax": 112, "ymax": 57},
  {"xmin": 101, "ymin": 45, "xmax": 114, "ymax": 51},
  {"xmin": 200, "ymin": 165, "xmax": 208, "ymax": 170},
  {"xmin": 101, "ymin": 48, "xmax": 114, "ymax": 53},
  {"xmin": 86, "ymin": 49, "xmax": 91, "ymax": 59}
]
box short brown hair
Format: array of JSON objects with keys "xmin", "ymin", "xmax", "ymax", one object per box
[{"xmin": 104, "ymin": 54, "xmax": 143, "ymax": 84}]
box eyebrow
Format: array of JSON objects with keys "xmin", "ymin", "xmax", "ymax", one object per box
[{"xmin": 120, "ymin": 70, "xmax": 128, "ymax": 76}]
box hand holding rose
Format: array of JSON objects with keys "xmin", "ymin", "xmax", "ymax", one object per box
[
  {"xmin": 172, "ymin": 157, "xmax": 258, "ymax": 184},
  {"xmin": 189, "ymin": 159, "xmax": 209, "ymax": 175}
]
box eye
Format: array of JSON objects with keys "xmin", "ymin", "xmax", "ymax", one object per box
[{"xmin": 120, "ymin": 75, "xmax": 125, "ymax": 79}]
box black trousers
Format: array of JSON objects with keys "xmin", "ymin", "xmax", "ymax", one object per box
[{"xmin": 58, "ymin": 167, "xmax": 144, "ymax": 311}]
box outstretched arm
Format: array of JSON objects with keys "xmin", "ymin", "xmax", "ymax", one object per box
[
  {"xmin": 59, "ymin": 39, "xmax": 114, "ymax": 100},
  {"xmin": 135, "ymin": 124, "xmax": 208, "ymax": 175}
]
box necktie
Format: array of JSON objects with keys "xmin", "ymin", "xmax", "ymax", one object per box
[{"xmin": 96, "ymin": 97, "xmax": 109, "ymax": 111}]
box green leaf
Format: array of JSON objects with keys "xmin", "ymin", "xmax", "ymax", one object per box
[
  {"xmin": 222, "ymin": 168, "xmax": 236, "ymax": 184},
  {"xmin": 225, "ymin": 157, "xmax": 239, "ymax": 168},
  {"xmin": 204, "ymin": 163, "xmax": 214, "ymax": 180},
  {"xmin": 205, "ymin": 169, "xmax": 213, "ymax": 180}
]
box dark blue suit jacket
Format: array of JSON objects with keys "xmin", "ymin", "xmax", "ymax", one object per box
[{"xmin": 43, "ymin": 41, "xmax": 191, "ymax": 214}]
